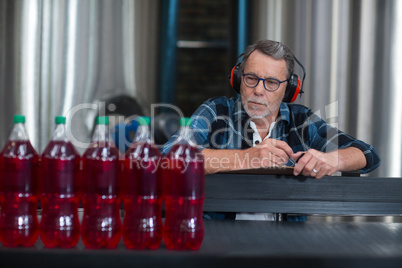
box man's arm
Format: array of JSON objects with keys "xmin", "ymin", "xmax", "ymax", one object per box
[
  {"xmin": 202, "ymin": 138, "xmax": 295, "ymax": 174},
  {"xmin": 292, "ymin": 147, "xmax": 367, "ymax": 179},
  {"xmin": 301, "ymin": 106, "xmax": 380, "ymax": 175},
  {"xmin": 203, "ymin": 142, "xmax": 367, "ymax": 177}
]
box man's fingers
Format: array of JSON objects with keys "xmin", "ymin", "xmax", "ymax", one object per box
[
  {"xmin": 261, "ymin": 153, "xmax": 284, "ymax": 167},
  {"xmin": 259, "ymin": 148, "xmax": 289, "ymax": 166},
  {"xmin": 292, "ymin": 151, "xmax": 305, "ymax": 160},
  {"xmin": 260, "ymin": 139, "xmax": 294, "ymax": 158},
  {"xmin": 303, "ymin": 156, "xmax": 319, "ymax": 176},
  {"xmin": 293, "ymin": 152, "xmax": 312, "ymax": 175},
  {"xmin": 273, "ymin": 140, "xmax": 294, "ymax": 158},
  {"xmin": 270, "ymin": 148, "xmax": 291, "ymax": 165},
  {"xmin": 314, "ymin": 167, "xmax": 326, "ymax": 179},
  {"xmin": 293, "ymin": 149, "xmax": 335, "ymax": 179}
]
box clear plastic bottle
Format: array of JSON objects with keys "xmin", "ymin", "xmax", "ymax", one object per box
[
  {"xmin": 39, "ymin": 116, "xmax": 80, "ymax": 248},
  {"xmin": 0, "ymin": 115, "xmax": 39, "ymax": 247},
  {"xmin": 81, "ymin": 116, "xmax": 122, "ymax": 249},
  {"xmin": 163, "ymin": 117, "xmax": 205, "ymax": 250},
  {"xmin": 123, "ymin": 117, "xmax": 163, "ymax": 249}
]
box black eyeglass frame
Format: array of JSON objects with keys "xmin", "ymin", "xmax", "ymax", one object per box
[{"xmin": 242, "ymin": 73, "xmax": 288, "ymax": 92}]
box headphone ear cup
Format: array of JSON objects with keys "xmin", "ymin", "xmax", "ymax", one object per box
[
  {"xmin": 229, "ymin": 63, "xmax": 242, "ymax": 93},
  {"xmin": 283, "ymin": 74, "xmax": 301, "ymax": 103}
]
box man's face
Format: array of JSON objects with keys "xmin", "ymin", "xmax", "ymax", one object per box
[{"xmin": 240, "ymin": 50, "xmax": 287, "ymax": 119}]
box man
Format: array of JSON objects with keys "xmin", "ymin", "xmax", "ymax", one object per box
[{"xmin": 163, "ymin": 40, "xmax": 381, "ymax": 179}]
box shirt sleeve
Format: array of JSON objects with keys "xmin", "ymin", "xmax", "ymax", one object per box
[
  {"xmin": 306, "ymin": 110, "xmax": 381, "ymax": 174},
  {"xmin": 161, "ymin": 100, "xmax": 217, "ymax": 155}
]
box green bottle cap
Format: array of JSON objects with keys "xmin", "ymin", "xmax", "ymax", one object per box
[
  {"xmin": 13, "ymin": 115, "xmax": 25, "ymax": 123},
  {"xmin": 179, "ymin": 117, "xmax": 192, "ymax": 126},
  {"xmin": 55, "ymin": 116, "xmax": 66, "ymax": 124},
  {"xmin": 96, "ymin": 116, "xmax": 109, "ymax": 125},
  {"xmin": 137, "ymin": 117, "xmax": 151, "ymax": 126}
]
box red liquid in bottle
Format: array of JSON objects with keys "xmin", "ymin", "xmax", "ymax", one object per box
[
  {"xmin": 81, "ymin": 144, "xmax": 121, "ymax": 249},
  {"xmin": 123, "ymin": 143, "xmax": 162, "ymax": 250},
  {"xmin": 163, "ymin": 143, "xmax": 205, "ymax": 250},
  {"xmin": 0, "ymin": 140, "xmax": 39, "ymax": 247},
  {"xmin": 40, "ymin": 140, "xmax": 80, "ymax": 248}
]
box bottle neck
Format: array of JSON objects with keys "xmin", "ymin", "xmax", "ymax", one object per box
[
  {"xmin": 9, "ymin": 123, "xmax": 29, "ymax": 141},
  {"xmin": 134, "ymin": 125, "xmax": 151, "ymax": 143},
  {"xmin": 177, "ymin": 125, "xmax": 196, "ymax": 146},
  {"xmin": 51, "ymin": 124, "xmax": 68, "ymax": 141},
  {"xmin": 92, "ymin": 124, "xmax": 110, "ymax": 143}
]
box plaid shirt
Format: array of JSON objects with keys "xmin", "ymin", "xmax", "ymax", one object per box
[{"xmin": 163, "ymin": 96, "xmax": 380, "ymax": 174}]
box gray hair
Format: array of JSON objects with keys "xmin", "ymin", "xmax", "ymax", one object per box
[{"xmin": 239, "ymin": 40, "xmax": 295, "ymax": 78}]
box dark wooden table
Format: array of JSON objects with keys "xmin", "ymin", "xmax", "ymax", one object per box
[{"xmin": 204, "ymin": 173, "xmax": 402, "ymax": 215}]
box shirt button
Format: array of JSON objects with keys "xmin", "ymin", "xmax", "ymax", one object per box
[{"xmin": 255, "ymin": 140, "xmax": 260, "ymax": 145}]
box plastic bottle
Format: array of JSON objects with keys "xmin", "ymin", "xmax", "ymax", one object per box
[
  {"xmin": 0, "ymin": 115, "xmax": 39, "ymax": 247},
  {"xmin": 81, "ymin": 116, "xmax": 122, "ymax": 249},
  {"xmin": 163, "ymin": 117, "xmax": 205, "ymax": 250},
  {"xmin": 39, "ymin": 116, "xmax": 80, "ymax": 248},
  {"xmin": 123, "ymin": 117, "xmax": 162, "ymax": 249}
]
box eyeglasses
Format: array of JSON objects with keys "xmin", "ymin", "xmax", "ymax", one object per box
[{"xmin": 242, "ymin": 73, "xmax": 288, "ymax": 92}]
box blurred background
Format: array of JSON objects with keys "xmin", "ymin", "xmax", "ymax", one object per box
[{"xmin": 0, "ymin": 0, "xmax": 401, "ymax": 178}]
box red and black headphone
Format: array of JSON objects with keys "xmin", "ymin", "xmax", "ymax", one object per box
[{"xmin": 229, "ymin": 54, "xmax": 306, "ymax": 103}]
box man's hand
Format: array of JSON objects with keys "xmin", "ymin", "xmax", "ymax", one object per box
[
  {"xmin": 202, "ymin": 138, "xmax": 295, "ymax": 174},
  {"xmin": 246, "ymin": 138, "xmax": 294, "ymax": 167},
  {"xmin": 292, "ymin": 147, "xmax": 367, "ymax": 179}
]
